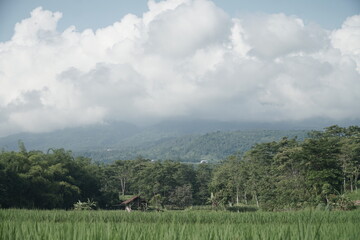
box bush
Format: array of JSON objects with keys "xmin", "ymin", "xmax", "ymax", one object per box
[
  {"xmin": 185, "ymin": 205, "xmax": 226, "ymax": 211},
  {"xmin": 322, "ymin": 195, "xmax": 356, "ymax": 211},
  {"xmin": 335, "ymin": 196, "xmax": 355, "ymax": 210},
  {"xmin": 226, "ymin": 205, "xmax": 258, "ymax": 212},
  {"xmin": 73, "ymin": 199, "xmax": 97, "ymax": 210}
]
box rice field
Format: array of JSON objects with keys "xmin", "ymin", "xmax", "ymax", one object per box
[{"xmin": 1, "ymin": 209, "xmax": 360, "ymax": 240}]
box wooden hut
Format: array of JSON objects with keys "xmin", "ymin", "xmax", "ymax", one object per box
[{"xmin": 120, "ymin": 195, "xmax": 147, "ymax": 212}]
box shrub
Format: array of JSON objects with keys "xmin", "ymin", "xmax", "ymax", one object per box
[
  {"xmin": 73, "ymin": 199, "xmax": 97, "ymax": 210},
  {"xmin": 226, "ymin": 205, "xmax": 258, "ymax": 212}
]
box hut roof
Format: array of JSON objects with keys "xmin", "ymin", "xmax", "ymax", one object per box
[{"xmin": 121, "ymin": 195, "xmax": 141, "ymax": 205}]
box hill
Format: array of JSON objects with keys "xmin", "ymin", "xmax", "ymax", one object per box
[
  {"xmin": 76, "ymin": 129, "xmax": 308, "ymax": 163},
  {"xmin": 0, "ymin": 120, "xmax": 310, "ymax": 163}
]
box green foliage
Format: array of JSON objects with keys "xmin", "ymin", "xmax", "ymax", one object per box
[
  {"xmin": 1, "ymin": 124, "xmax": 359, "ymax": 212},
  {"xmin": 193, "ymin": 163, "xmax": 213, "ymax": 205},
  {"xmin": 327, "ymin": 195, "xmax": 356, "ymax": 211},
  {"xmin": 79, "ymin": 129, "xmax": 307, "ymax": 163},
  {"xmin": 210, "ymin": 154, "xmax": 246, "ymax": 206},
  {"xmin": 210, "ymin": 125, "xmax": 360, "ymax": 210},
  {"xmin": 129, "ymin": 160, "xmax": 197, "ymax": 206},
  {"xmin": 168, "ymin": 184, "xmax": 193, "ymax": 208},
  {"xmin": 0, "ymin": 147, "xmax": 104, "ymax": 209},
  {"xmin": 0, "ymin": 121, "xmax": 309, "ymax": 163},
  {"xmin": 345, "ymin": 189, "xmax": 360, "ymax": 201},
  {"xmin": 73, "ymin": 199, "xmax": 97, "ymax": 210},
  {"xmin": 226, "ymin": 205, "xmax": 258, "ymax": 212}
]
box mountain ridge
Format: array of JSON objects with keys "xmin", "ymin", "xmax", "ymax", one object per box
[{"xmin": 0, "ymin": 120, "xmax": 316, "ymax": 163}]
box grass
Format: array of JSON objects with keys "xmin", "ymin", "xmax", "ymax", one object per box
[{"xmin": 1, "ymin": 209, "xmax": 360, "ymax": 240}]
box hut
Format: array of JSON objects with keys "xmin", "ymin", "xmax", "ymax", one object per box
[{"xmin": 120, "ymin": 195, "xmax": 147, "ymax": 212}]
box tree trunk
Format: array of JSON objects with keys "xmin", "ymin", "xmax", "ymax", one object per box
[
  {"xmin": 254, "ymin": 192, "xmax": 259, "ymax": 208},
  {"xmin": 236, "ymin": 186, "xmax": 239, "ymax": 205},
  {"xmin": 354, "ymin": 169, "xmax": 359, "ymax": 191},
  {"xmin": 120, "ymin": 178, "xmax": 126, "ymax": 196}
]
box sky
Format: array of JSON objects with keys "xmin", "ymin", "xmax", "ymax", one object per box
[{"xmin": 0, "ymin": 0, "xmax": 359, "ymax": 136}]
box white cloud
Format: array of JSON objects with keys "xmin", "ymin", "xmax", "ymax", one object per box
[
  {"xmin": 11, "ymin": 7, "xmax": 62, "ymax": 46},
  {"xmin": 240, "ymin": 13, "xmax": 328, "ymax": 59},
  {"xmin": 331, "ymin": 15, "xmax": 360, "ymax": 71},
  {"xmin": 0, "ymin": 0, "xmax": 359, "ymax": 136},
  {"xmin": 145, "ymin": 0, "xmax": 230, "ymax": 57}
]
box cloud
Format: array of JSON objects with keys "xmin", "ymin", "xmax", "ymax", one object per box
[
  {"xmin": 0, "ymin": 0, "xmax": 359, "ymax": 136},
  {"xmin": 11, "ymin": 7, "xmax": 63, "ymax": 46},
  {"xmin": 331, "ymin": 15, "xmax": 360, "ymax": 71},
  {"xmin": 145, "ymin": 0, "xmax": 230, "ymax": 57},
  {"xmin": 240, "ymin": 13, "xmax": 328, "ymax": 59}
]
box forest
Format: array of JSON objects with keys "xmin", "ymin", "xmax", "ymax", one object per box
[
  {"xmin": 0, "ymin": 125, "xmax": 359, "ymax": 211},
  {"xmin": 0, "ymin": 122, "xmax": 309, "ymax": 163},
  {"xmin": 77, "ymin": 129, "xmax": 308, "ymax": 163}
]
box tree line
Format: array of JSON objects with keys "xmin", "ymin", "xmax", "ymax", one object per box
[
  {"xmin": 0, "ymin": 125, "xmax": 359, "ymax": 210},
  {"xmin": 211, "ymin": 125, "xmax": 360, "ymax": 210}
]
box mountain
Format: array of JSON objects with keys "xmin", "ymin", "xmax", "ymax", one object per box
[
  {"xmin": 0, "ymin": 121, "xmax": 140, "ymax": 151},
  {"xmin": 0, "ymin": 120, "xmax": 314, "ymax": 163},
  {"xmin": 78, "ymin": 129, "xmax": 308, "ymax": 163}
]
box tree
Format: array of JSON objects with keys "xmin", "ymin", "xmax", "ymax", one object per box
[
  {"xmin": 169, "ymin": 184, "xmax": 193, "ymax": 208},
  {"xmin": 272, "ymin": 140, "xmax": 308, "ymax": 208},
  {"xmin": 300, "ymin": 137, "xmax": 342, "ymax": 204},
  {"xmin": 193, "ymin": 163, "xmax": 213, "ymax": 205},
  {"xmin": 211, "ymin": 154, "xmax": 248, "ymax": 206},
  {"xmin": 242, "ymin": 141, "xmax": 280, "ymax": 208}
]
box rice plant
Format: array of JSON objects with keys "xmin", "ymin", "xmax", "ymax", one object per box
[{"xmin": 1, "ymin": 209, "xmax": 359, "ymax": 240}]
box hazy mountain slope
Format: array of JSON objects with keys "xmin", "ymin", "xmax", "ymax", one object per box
[
  {"xmin": 0, "ymin": 120, "xmax": 313, "ymax": 163},
  {"xmin": 75, "ymin": 129, "xmax": 308, "ymax": 163},
  {"xmin": 0, "ymin": 122, "xmax": 139, "ymax": 151}
]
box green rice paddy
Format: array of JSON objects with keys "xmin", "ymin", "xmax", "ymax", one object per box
[{"xmin": 1, "ymin": 209, "xmax": 359, "ymax": 240}]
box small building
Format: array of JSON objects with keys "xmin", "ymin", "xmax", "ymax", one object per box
[{"xmin": 120, "ymin": 195, "xmax": 147, "ymax": 212}]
